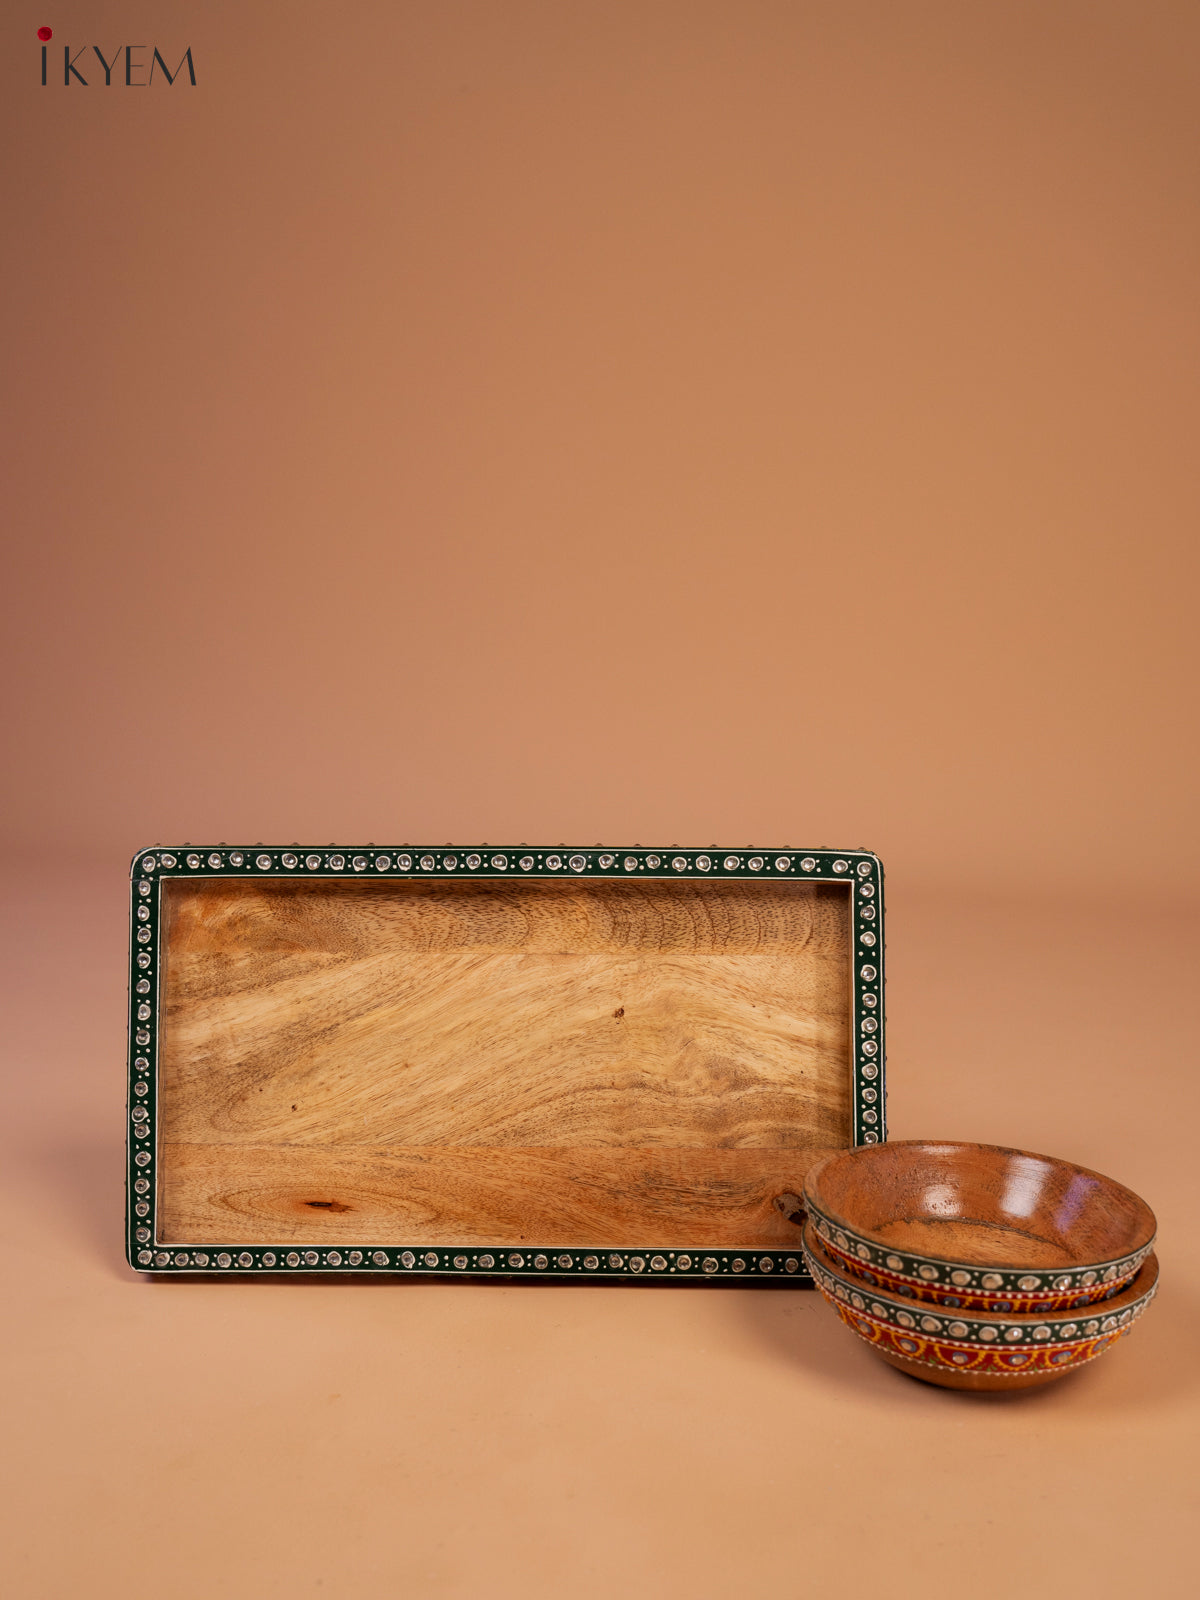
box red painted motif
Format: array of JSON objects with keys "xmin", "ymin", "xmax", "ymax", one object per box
[{"xmin": 829, "ymin": 1298, "xmax": 1123, "ymax": 1378}]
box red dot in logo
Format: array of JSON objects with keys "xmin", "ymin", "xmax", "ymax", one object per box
[{"xmin": 38, "ymin": 26, "xmax": 53, "ymax": 41}]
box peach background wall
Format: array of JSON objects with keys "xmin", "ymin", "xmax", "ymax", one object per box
[
  {"xmin": 3, "ymin": 0, "xmax": 1198, "ymax": 891},
  {"xmin": 3, "ymin": 6, "xmax": 1199, "ymax": 1600}
]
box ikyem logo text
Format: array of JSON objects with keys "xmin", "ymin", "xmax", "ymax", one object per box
[{"xmin": 37, "ymin": 26, "xmax": 196, "ymax": 85}]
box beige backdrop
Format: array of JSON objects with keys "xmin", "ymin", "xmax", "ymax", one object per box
[{"xmin": 2, "ymin": 4, "xmax": 1197, "ymax": 1597}]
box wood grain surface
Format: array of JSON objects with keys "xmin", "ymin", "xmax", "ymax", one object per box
[{"xmin": 157, "ymin": 877, "xmax": 851, "ymax": 1246}]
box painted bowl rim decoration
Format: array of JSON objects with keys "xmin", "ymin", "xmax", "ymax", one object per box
[
  {"xmin": 809, "ymin": 1229, "xmax": 1130, "ymax": 1313},
  {"xmin": 803, "ymin": 1226, "xmax": 1158, "ymax": 1387},
  {"xmin": 803, "ymin": 1140, "xmax": 1156, "ymax": 1301},
  {"xmin": 803, "ymin": 1223, "xmax": 1159, "ymax": 1349}
]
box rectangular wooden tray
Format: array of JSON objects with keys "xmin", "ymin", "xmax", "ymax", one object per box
[{"xmin": 127, "ymin": 846, "xmax": 885, "ymax": 1281}]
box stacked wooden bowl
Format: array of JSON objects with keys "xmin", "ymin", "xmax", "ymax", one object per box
[{"xmin": 802, "ymin": 1141, "xmax": 1158, "ymax": 1390}]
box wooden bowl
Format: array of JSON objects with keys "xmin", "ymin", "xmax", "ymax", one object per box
[
  {"xmin": 803, "ymin": 1223, "xmax": 1159, "ymax": 1390},
  {"xmin": 803, "ymin": 1141, "xmax": 1155, "ymax": 1311}
]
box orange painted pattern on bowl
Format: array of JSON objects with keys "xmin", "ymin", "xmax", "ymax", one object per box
[{"xmin": 826, "ymin": 1296, "xmax": 1125, "ymax": 1378}]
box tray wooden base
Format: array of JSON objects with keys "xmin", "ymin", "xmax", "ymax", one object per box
[{"xmin": 157, "ymin": 874, "xmax": 853, "ymax": 1250}]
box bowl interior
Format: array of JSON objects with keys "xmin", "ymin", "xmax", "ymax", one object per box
[{"xmin": 806, "ymin": 1141, "xmax": 1155, "ymax": 1269}]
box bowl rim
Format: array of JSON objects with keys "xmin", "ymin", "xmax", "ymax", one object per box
[
  {"xmin": 803, "ymin": 1221, "xmax": 1159, "ymax": 1347},
  {"xmin": 803, "ymin": 1139, "xmax": 1157, "ymax": 1280}
]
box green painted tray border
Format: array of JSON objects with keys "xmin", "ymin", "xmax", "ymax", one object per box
[{"xmin": 127, "ymin": 844, "xmax": 886, "ymax": 1281}]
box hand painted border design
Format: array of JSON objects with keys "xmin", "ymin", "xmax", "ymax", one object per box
[
  {"xmin": 825, "ymin": 1298, "xmax": 1129, "ymax": 1379},
  {"xmin": 803, "ymin": 1230, "xmax": 1159, "ymax": 1349},
  {"xmin": 127, "ymin": 844, "xmax": 885, "ymax": 1280},
  {"xmin": 814, "ymin": 1230, "xmax": 1136, "ymax": 1313},
  {"xmin": 803, "ymin": 1201, "xmax": 1154, "ymax": 1302}
]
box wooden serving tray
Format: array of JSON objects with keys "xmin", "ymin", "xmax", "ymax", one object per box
[{"xmin": 127, "ymin": 846, "xmax": 885, "ymax": 1281}]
